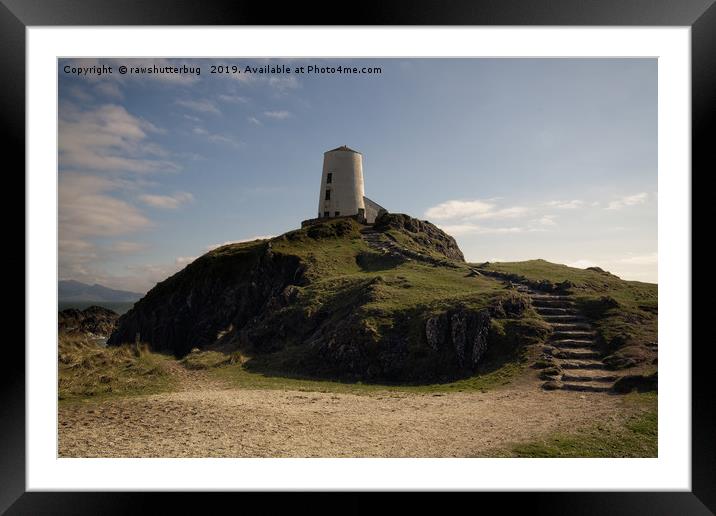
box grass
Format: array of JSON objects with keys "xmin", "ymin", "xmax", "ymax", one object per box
[
  {"xmin": 58, "ymin": 334, "xmax": 175, "ymax": 403},
  {"xmin": 507, "ymin": 392, "xmax": 657, "ymax": 457},
  {"xmin": 206, "ymin": 354, "xmax": 526, "ymax": 395},
  {"xmin": 477, "ymin": 259, "xmax": 658, "ymax": 367}
]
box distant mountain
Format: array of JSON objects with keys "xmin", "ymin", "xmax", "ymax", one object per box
[{"xmin": 58, "ymin": 280, "xmax": 142, "ymax": 303}]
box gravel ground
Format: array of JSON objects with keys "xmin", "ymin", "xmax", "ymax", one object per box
[{"xmin": 58, "ymin": 365, "xmax": 639, "ymax": 458}]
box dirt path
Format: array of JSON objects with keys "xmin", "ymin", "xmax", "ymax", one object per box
[{"xmin": 58, "ymin": 364, "xmax": 643, "ymax": 458}]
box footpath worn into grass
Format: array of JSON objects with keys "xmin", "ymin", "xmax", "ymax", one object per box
[{"xmin": 58, "ymin": 353, "xmax": 655, "ymax": 458}]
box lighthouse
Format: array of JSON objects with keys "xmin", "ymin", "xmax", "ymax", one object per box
[{"xmin": 316, "ymin": 145, "xmax": 386, "ymax": 224}]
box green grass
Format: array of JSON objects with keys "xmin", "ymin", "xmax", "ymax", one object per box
[
  {"xmin": 207, "ymin": 358, "xmax": 525, "ymax": 395},
  {"xmin": 58, "ymin": 334, "xmax": 175, "ymax": 403},
  {"xmin": 508, "ymin": 392, "xmax": 657, "ymax": 457},
  {"xmin": 478, "ymin": 259, "xmax": 658, "ymax": 367},
  {"xmin": 180, "ymin": 349, "xmax": 239, "ymax": 369}
]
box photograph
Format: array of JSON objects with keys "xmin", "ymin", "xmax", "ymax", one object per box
[{"xmin": 56, "ymin": 57, "xmax": 658, "ymax": 459}]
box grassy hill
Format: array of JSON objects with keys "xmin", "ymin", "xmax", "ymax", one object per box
[
  {"xmin": 476, "ymin": 260, "xmax": 658, "ymax": 371},
  {"xmin": 107, "ymin": 215, "xmax": 655, "ymax": 384}
]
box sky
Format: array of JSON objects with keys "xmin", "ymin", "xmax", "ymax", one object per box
[{"xmin": 58, "ymin": 58, "xmax": 657, "ymax": 293}]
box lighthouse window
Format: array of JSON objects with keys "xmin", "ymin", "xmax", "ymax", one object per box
[
  {"xmin": 326, "ymin": 173, "xmax": 333, "ymax": 184},
  {"xmin": 325, "ymin": 189, "xmax": 331, "ymax": 200}
]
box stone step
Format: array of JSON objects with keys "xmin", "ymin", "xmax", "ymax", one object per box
[
  {"xmin": 561, "ymin": 372, "xmax": 618, "ymax": 383},
  {"xmin": 560, "ymin": 382, "xmax": 612, "ymax": 393},
  {"xmin": 532, "ymin": 299, "xmax": 575, "ymax": 308},
  {"xmin": 552, "ymin": 349, "xmax": 601, "ymax": 360},
  {"xmin": 549, "ymin": 322, "xmax": 593, "ymax": 331},
  {"xmin": 551, "ymin": 330, "xmax": 596, "ymax": 339},
  {"xmin": 530, "ymin": 294, "xmax": 572, "ymax": 300},
  {"xmin": 559, "ymin": 360, "xmax": 608, "ymax": 370},
  {"xmin": 548, "ymin": 339, "xmax": 596, "ymax": 349},
  {"xmin": 541, "ymin": 314, "xmax": 588, "ymax": 322},
  {"xmin": 536, "ymin": 307, "xmax": 577, "ymax": 315}
]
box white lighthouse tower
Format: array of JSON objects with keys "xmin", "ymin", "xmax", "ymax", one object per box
[
  {"xmin": 314, "ymin": 145, "xmax": 386, "ymax": 224},
  {"xmin": 317, "ymin": 145, "xmax": 366, "ymax": 219}
]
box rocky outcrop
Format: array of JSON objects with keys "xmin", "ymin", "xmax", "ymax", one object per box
[
  {"xmin": 108, "ymin": 241, "xmax": 304, "ymax": 356},
  {"xmin": 373, "ymin": 213, "xmax": 465, "ymax": 262},
  {"xmin": 425, "ymin": 308, "xmax": 490, "ymax": 370},
  {"xmin": 58, "ymin": 306, "xmax": 119, "ymax": 336}
]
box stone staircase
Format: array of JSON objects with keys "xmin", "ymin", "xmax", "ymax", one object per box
[
  {"xmin": 519, "ymin": 287, "xmax": 617, "ymax": 392},
  {"xmin": 361, "ymin": 228, "xmax": 412, "ymax": 260}
]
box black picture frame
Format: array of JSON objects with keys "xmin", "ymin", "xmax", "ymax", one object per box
[{"xmin": 4, "ymin": 0, "xmax": 710, "ymax": 513}]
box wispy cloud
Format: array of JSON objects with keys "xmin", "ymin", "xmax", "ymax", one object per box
[
  {"xmin": 192, "ymin": 126, "xmax": 242, "ymax": 147},
  {"xmin": 139, "ymin": 192, "xmax": 194, "ymax": 209},
  {"xmin": 425, "ymin": 199, "xmax": 527, "ymax": 221},
  {"xmin": 59, "ymin": 173, "xmax": 152, "ymax": 283},
  {"xmin": 268, "ymin": 75, "xmax": 300, "ymax": 92},
  {"xmin": 218, "ymin": 94, "xmax": 249, "ymax": 104},
  {"xmin": 95, "ymin": 81, "xmax": 124, "ymax": 100},
  {"xmin": 606, "ymin": 192, "xmax": 648, "ymax": 210},
  {"xmin": 109, "ymin": 241, "xmax": 147, "ymax": 254},
  {"xmin": 545, "ymin": 199, "xmax": 584, "ymax": 209},
  {"xmin": 176, "ymin": 98, "xmax": 221, "ymax": 115},
  {"xmin": 59, "ymin": 103, "xmax": 177, "ymax": 173},
  {"xmin": 436, "ymin": 224, "xmax": 524, "ymax": 236},
  {"xmin": 616, "ymin": 252, "xmax": 657, "ymax": 265},
  {"xmin": 247, "ymin": 116, "xmax": 262, "ymax": 126},
  {"xmin": 263, "ymin": 110, "xmax": 291, "ymax": 120}
]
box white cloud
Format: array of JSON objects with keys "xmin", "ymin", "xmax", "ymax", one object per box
[
  {"xmin": 616, "ymin": 252, "xmax": 658, "ymax": 265},
  {"xmin": 59, "ymin": 173, "xmax": 153, "ymax": 283},
  {"xmin": 193, "ymin": 126, "xmax": 241, "ymax": 147},
  {"xmin": 425, "ymin": 199, "xmax": 527, "ymax": 221},
  {"xmin": 263, "ymin": 110, "xmax": 291, "ymax": 120},
  {"xmin": 436, "ymin": 223, "xmax": 523, "ymax": 236},
  {"xmin": 59, "ymin": 103, "xmax": 177, "ymax": 173},
  {"xmin": 248, "ymin": 116, "xmax": 262, "ymax": 125},
  {"xmin": 139, "ymin": 192, "xmax": 194, "ymax": 209},
  {"xmin": 95, "ymin": 81, "xmax": 124, "ymax": 100},
  {"xmin": 425, "ymin": 200, "xmax": 495, "ymax": 220},
  {"xmin": 531, "ymin": 215, "xmax": 557, "ymax": 227},
  {"xmin": 606, "ymin": 192, "xmax": 648, "ymax": 210},
  {"xmin": 218, "ymin": 94, "xmax": 249, "ymax": 104},
  {"xmin": 60, "ymin": 173, "xmax": 151, "ymax": 239},
  {"xmin": 545, "ymin": 199, "xmax": 584, "ymax": 209},
  {"xmin": 109, "ymin": 241, "xmax": 147, "ymax": 254},
  {"xmin": 176, "ymin": 98, "xmax": 221, "ymax": 115},
  {"xmin": 268, "ymin": 75, "xmax": 300, "ymax": 92}
]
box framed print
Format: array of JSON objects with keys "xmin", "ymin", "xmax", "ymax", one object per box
[{"xmin": 4, "ymin": 0, "xmax": 711, "ymax": 513}]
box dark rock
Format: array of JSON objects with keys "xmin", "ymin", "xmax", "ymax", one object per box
[
  {"xmin": 425, "ymin": 313, "xmax": 448, "ymax": 351},
  {"xmin": 373, "ymin": 213, "xmax": 465, "ymax": 262},
  {"xmin": 107, "ymin": 241, "xmax": 304, "ymax": 356},
  {"xmin": 542, "ymin": 380, "xmax": 563, "ymax": 390},
  {"xmin": 489, "ymin": 292, "xmax": 530, "ymax": 318},
  {"xmin": 611, "ymin": 372, "xmax": 657, "ymax": 393},
  {"xmin": 58, "ymin": 306, "xmax": 119, "ymax": 336}
]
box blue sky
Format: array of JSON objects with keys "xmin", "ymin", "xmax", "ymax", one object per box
[{"xmin": 58, "ymin": 58, "xmax": 657, "ymax": 293}]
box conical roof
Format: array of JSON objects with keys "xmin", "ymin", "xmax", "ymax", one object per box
[{"xmin": 325, "ymin": 145, "xmax": 361, "ymax": 154}]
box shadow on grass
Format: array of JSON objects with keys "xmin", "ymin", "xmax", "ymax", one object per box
[{"xmin": 355, "ymin": 251, "xmax": 406, "ymax": 272}]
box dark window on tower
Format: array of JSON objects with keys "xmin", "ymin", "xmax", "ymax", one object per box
[
  {"xmin": 335, "ymin": 211, "xmax": 340, "ymax": 216},
  {"xmin": 323, "ymin": 211, "xmax": 329, "ymax": 218},
  {"xmin": 326, "ymin": 173, "xmax": 333, "ymax": 184},
  {"xmin": 325, "ymin": 189, "xmax": 331, "ymax": 200}
]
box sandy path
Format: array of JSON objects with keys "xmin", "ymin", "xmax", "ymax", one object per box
[{"xmin": 58, "ymin": 365, "xmax": 639, "ymax": 458}]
